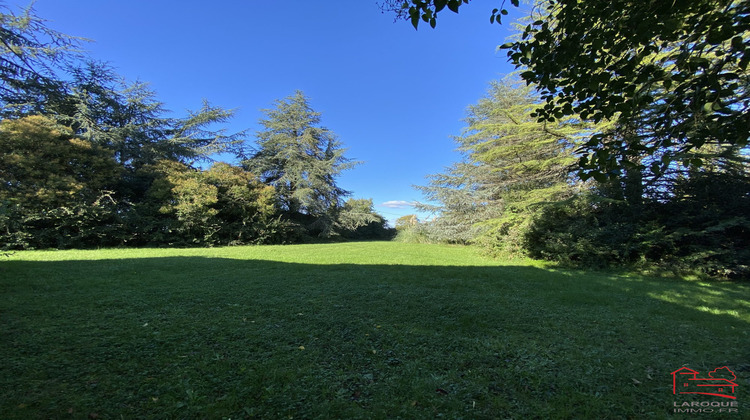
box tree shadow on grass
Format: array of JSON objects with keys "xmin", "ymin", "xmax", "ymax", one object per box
[{"xmin": 1, "ymin": 257, "xmax": 748, "ymax": 418}]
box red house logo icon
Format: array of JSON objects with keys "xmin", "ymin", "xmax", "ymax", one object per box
[{"xmin": 672, "ymin": 367, "xmax": 738, "ymax": 399}]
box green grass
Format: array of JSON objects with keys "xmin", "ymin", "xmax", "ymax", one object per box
[{"xmin": 1, "ymin": 242, "xmax": 748, "ymax": 419}]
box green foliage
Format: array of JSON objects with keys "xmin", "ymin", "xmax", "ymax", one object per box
[
  {"xmin": 392, "ymin": 223, "xmax": 433, "ymax": 244},
  {"xmin": 244, "ymin": 91, "xmax": 358, "ymax": 238},
  {"xmin": 394, "ymin": 214, "xmax": 419, "ymax": 231},
  {"xmin": 136, "ymin": 161, "xmax": 285, "ymax": 246},
  {"xmin": 380, "ymin": 0, "xmax": 517, "ymax": 29},
  {"xmin": 388, "ymin": 4, "xmax": 749, "ymax": 277},
  {"xmin": 524, "ymin": 195, "xmax": 650, "ymax": 268},
  {"xmin": 505, "ymin": 0, "xmax": 749, "ymax": 179},
  {"xmin": 391, "ymin": 215, "xmax": 434, "ymax": 245},
  {"xmin": 0, "ymin": 7, "xmax": 388, "ymax": 249},
  {"xmin": 202, "ymin": 163, "xmax": 282, "ymax": 244},
  {"xmin": 0, "ymin": 3, "xmax": 81, "ymax": 116},
  {"xmin": 661, "ymin": 167, "xmax": 750, "ymax": 279},
  {"xmin": 417, "ymin": 78, "xmax": 592, "ymax": 250},
  {"xmin": 0, "ymin": 116, "xmax": 121, "ymax": 249},
  {"xmin": 416, "ymin": 161, "xmax": 497, "ymax": 244},
  {"xmin": 335, "ymin": 198, "xmax": 393, "ymax": 240},
  {"xmin": 0, "ymin": 115, "xmax": 286, "ymax": 249},
  {"xmin": 524, "ymin": 164, "xmax": 750, "ymax": 279},
  {"xmin": 0, "ymin": 10, "xmax": 282, "ymax": 249},
  {"xmin": 63, "ymin": 62, "xmax": 241, "ymax": 171},
  {"xmin": 409, "ymin": 78, "xmax": 749, "ymax": 278}
]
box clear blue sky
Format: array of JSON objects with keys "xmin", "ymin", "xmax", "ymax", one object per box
[{"xmin": 10, "ymin": 0, "xmax": 523, "ymax": 225}]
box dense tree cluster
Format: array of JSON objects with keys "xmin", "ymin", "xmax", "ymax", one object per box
[
  {"xmin": 414, "ymin": 79, "xmax": 594, "ymax": 250},
  {"xmin": 403, "ymin": 78, "xmax": 748, "ymax": 279},
  {"xmin": 3, "ymin": 2, "xmax": 747, "ymax": 278},
  {"xmin": 0, "ymin": 5, "xmax": 389, "ymax": 250},
  {"xmin": 383, "ymin": 1, "xmax": 749, "ymax": 278}
]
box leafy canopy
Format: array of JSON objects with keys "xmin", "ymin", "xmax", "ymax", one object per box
[
  {"xmin": 380, "ymin": 0, "xmax": 518, "ymax": 29},
  {"xmin": 0, "ymin": 116, "xmax": 121, "ymax": 248},
  {"xmin": 385, "ymin": 0, "xmax": 750, "ymax": 179},
  {"xmin": 506, "ymin": 0, "xmax": 750, "ymax": 178}
]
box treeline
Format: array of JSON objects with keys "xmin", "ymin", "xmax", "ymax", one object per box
[
  {"xmin": 382, "ymin": 1, "xmax": 749, "ymax": 279},
  {"xmin": 397, "ymin": 79, "xmax": 749, "ymax": 280},
  {"xmin": 385, "ymin": 0, "xmax": 749, "ymax": 280},
  {"xmin": 0, "ymin": 7, "xmax": 390, "ymax": 249}
]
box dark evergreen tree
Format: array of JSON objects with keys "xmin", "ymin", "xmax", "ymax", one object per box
[
  {"xmin": 244, "ymin": 91, "xmax": 358, "ymax": 237},
  {"xmin": 0, "ymin": 3, "xmax": 80, "ymax": 117},
  {"xmin": 63, "ymin": 62, "xmax": 241, "ymax": 170},
  {"xmin": 336, "ymin": 198, "xmax": 392, "ymax": 239}
]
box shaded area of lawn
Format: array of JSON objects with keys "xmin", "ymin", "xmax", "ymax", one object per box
[{"xmin": 1, "ymin": 255, "xmax": 748, "ymax": 419}]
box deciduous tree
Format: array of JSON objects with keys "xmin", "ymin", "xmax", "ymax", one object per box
[
  {"xmin": 506, "ymin": 0, "xmax": 749, "ymax": 179},
  {"xmin": 385, "ymin": 0, "xmax": 750, "ymax": 179},
  {"xmin": 147, "ymin": 161, "xmax": 280, "ymax": 246},
  {"xmin": 0, "ymin": 115, "xmax": 120, "ymax": 248}
]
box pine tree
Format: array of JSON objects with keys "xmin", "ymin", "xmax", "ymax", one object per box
[
  {"xmin": 66, "ymin": 62, "xmax": 240, "ymax": 170},
  {"xmin": 417, "ymin": 78, "xmax": 594, "ymax": 252},
  {"xmin": 244, "ymin": 91, "xmax": 357, "ymax": 237},
  {"xmin": 0, "ymin": 3, "xmax": 80, "ymax": 117}
]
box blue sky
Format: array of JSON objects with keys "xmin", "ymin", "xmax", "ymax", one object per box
[{"xmin": 10, "ymin": 0, "xmax": 523, "ymax": 225}]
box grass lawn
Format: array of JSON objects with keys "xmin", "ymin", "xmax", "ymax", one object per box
[{"xmin": 1, "ymin": 242, "xmax": 748, "ymax": 419}]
